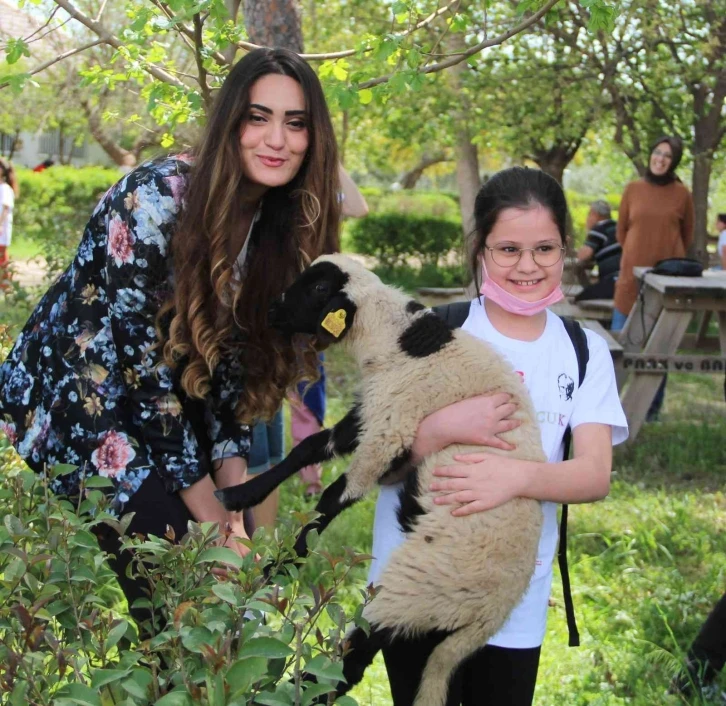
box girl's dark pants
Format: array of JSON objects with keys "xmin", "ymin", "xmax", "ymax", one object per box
[
  {"xmin": 687, "ymin": 591, "xmax": 726, "ymax": 682},
  {"xmin": 382, "ymin": 634, "xmax": 541, "ymax": 706},
  {"xmin": 93, "ymin": 470, "xmax": 254, "ymax": 637}
]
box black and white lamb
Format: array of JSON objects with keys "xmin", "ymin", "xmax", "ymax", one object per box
[{"xmin": 216, "ymin": 254, "xmax": 545, "ymax": 706}]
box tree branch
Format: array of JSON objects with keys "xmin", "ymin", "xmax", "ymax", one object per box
[
  {"xmin": 50, "ymin": 0, "xmax": 188, "ymax": 89},
  {"xmin": 150, "ymin": 0, "xmax": 230, "ymax": 67},
  {"xmin": 235, "ymin": 0, "xmax": 462, "ymax": 60},
  {"xmin": 0, "ymin": 39, "xmax": 102, "ymax": 91},
  {"xmin": 358, "ymin": 0, "xmax": 561, "ymax": 90},
  {"xmin": 192, "ymin": 13, "xmax": 213, "ymax": 110}
]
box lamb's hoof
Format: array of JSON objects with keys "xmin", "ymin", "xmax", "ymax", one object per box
[{"xmin": 213, "ymin": 487, "xmax": 251, "ymax": 511}]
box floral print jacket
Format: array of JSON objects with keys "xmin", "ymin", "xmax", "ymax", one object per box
[{"xmin": 0, "ymin": 156, "xmax": 251, "ymax": 513}]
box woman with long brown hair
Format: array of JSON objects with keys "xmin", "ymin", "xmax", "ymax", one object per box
[{"xmin": 0, "ymin": 47, "xmax": 341, "ymax": 633}]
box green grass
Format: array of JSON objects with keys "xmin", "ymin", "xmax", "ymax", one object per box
[{"xmin": 8, "ymin": 236, "xmax": 43, "ymax": 261}]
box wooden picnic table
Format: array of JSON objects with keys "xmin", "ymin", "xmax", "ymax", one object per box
[
  {"xmin": 618, "ymin": 267, "xmax": 726, "ymax": 441},
  {"xmin": 551, "ymin": 297, "xmax": 614, "ymax": 323}
]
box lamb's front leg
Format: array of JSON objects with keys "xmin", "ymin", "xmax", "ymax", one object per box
[
  {"xmin": 292, "ymin": 428, "xmax": 417, "ymax": 560},
  {"xmin": 215, "ymin": 404, "xmax": 361, "ymax": 512}
]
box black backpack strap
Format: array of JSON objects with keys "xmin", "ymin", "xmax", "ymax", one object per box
[
  {"xmin": 432, "ymin": 301, "xmax": 471, "ymax": 329},
  {"xmin": 557, "ymin": 317, "xmax": 589, "ymax": 648}
]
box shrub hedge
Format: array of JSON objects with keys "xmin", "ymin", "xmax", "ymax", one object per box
[
  {"xmin": 348, "ymin": 190, "xmax": 464, "ymax": 287},
  {"xmin": 14, "ymin": 166, "xmax": 119, "ymax": 277}
]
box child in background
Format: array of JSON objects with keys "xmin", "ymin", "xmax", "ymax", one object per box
[
  {"xmin": 0, "ymin": 158, "xmax": 18, "ymax": 290},
  {"xmin": 291, "ymin": 359, "xmax": 326, "ymax": 495}
]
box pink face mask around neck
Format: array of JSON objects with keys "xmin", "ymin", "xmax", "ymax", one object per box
[{"xmin": 479, "ymin": 259, "xmax": 564, "ymax": 316}]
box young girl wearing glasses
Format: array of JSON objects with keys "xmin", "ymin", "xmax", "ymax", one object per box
[{"xmin": 370, "ymin": 167, "xmax": 628, "ymax": 705}]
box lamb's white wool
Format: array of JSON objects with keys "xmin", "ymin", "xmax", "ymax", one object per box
[
  {"xmin": 215, "ymin": 253, "xmax": 548, "ymax": 706},
  {"xmin": 309, "ymin": 254, "xmax": 545, "ymax": 706}
]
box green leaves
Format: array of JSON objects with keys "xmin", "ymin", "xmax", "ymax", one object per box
[
  {"xmin": 303, "ymin": 654, "xmax": 345, "ymax": 682},
  {"xmin": 54, "ymin": 683, "xmax": 103, "ymax": 706},
  {"xmin": 238, "ymin": 636, "xmax": 295, "ymax": 659},
  {"xmin": 4, "ymin": 38, "xmax": 30, "ymax": 65},
  {"xmin": 153, "ymin": 691, "xmax": 195, "ymax": 706},
  {"xmin": 196, "ymin": 545, "xmax": 245, "ymax": 569}
]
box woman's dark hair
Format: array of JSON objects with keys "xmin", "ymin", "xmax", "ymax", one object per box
[
  {"xmin": 716, "ymin": 213, "xmax": 726, "ymax": 225},
  {"xmin": 159, "ymin": 47, "xmax": 340, "ymax": 422},
  {"xmin": 469, "ymin": 167, "xmax": 567, "ymax": 288},
  {"xmin": 645, "ymin": 135, "xmax": 683, "ymax": 185}
]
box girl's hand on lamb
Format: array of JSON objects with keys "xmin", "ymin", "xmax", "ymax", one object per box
[
  {"xmin": 411, "ymin": 393, "xmax": 521, "ymax": 462},
  {"xmin": 429, "ymin": 452, "xmax": 533, "ymax": 516}
]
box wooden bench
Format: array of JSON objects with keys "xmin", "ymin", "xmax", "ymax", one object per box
[
  {"xmin": 416, "ymin": 287, "xmax": 468, "ymax": 307},
  {"xmin": 580, "ymin": 319, "xmax": 623, "ymax": 365}
]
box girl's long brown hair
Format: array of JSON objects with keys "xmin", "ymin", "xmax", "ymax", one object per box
[{"xmin": 160, "ymin": 48, "xmax": 340, "ymax": 422}]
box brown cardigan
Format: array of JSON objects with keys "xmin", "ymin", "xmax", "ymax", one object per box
[{"xmin": 613, "ymin": 178, "xmax": 694, "ymax": 314}]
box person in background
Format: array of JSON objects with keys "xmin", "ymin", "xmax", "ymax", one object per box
[
  {"xmin": 32, "ymin": 158, "xmax": 54, "ymax": 173},
  {"xmin": 286, "ymin": 165, "xmax": 368, "ymax": 498},
  {"xmin": 715, "ymin": 213, "xmax": 726, "ymax": 270},
  {"xmin": 575, "ymin": 199, "xmax": 621, "ymax": 301},
  {"xmin": 246, "ymin": 409, "xmax": 286, "ymax": 528},
  {"xmin": 611, "ymin": 135, "xmax": 694, "ymax": 421},
  {"xmin": 0, "ymin": 158, "xmax": 18, "ymax": 289}
]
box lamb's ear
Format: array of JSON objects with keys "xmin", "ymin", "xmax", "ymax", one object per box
[{"xmin": 316, "ymin": 294, "xmax": 357, "ymax": 344}]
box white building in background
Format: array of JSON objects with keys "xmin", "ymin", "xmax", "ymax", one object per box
[
  {"xmin": 0, "ymin": 0, "xmax": 114, "ymax": 168},
  {"xmin": 0, "ymin": 126, "xmax": 113, "ymax": 170}
]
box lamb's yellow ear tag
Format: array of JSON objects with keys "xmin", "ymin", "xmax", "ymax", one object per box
[{"xmin": 321, "ymin": 309, "xmax": 347, "ymax": 338}]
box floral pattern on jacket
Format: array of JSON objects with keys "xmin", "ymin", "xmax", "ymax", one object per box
[{"xmin": 0, "ymin": 156, "xmax": 251, "ymax": 513}]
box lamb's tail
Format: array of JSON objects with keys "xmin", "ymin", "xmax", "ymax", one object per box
[{"xmin": 414, "ymin": 623, "xmax": 487, "ymax": 706}]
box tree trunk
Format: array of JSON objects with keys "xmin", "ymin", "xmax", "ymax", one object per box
[
  {"xmin": 400, "ymin": 153, "xmax": 449, "ymax": 189},
  {"xmin": 447, "ymin": 31, "xmax": 479, "ymax": 239},
  {"xmin": 58, "ymin": 123, "xmax": 67, "ymax": 165},
  {"xmin": 8, "ymin": 131, "xmax": 20, "ymax": 161},
  {"xmin": 82, "ymin": 100, "xmax": 137, "ymax": 168},
  {"xmin": 455, "ymin": 133, "xmax": 480, "ymax": 239},
  {"xmin": 689, "ymin": 79, "xmax": 725, "ymax": 264},
  {"xmin": 243, "ymin": 0, "xmax": 303, "ymax": 52},
  {"xmin": 536, "ymin": 158, "xmax": 566, "ymax": 186},
  {"xmin": 690, "ymin": 147, "xmax": 713, "ymax": 264}
]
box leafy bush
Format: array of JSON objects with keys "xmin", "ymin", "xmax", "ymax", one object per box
[
  {"xmin": 349, "ymin": 212, "xmax": 461, "ymax": 272},
  {"xmin": 14, "ymin": 166, "xmax": 119, "ymax": 278},
  {"xmin": 0, "ymin": 456, "xmax": 369, "ymax": 706},
  {"xmin": 0, "ymin": 321, "xmax": 368, "ymax": 706},
  {"xmin": 359, "ymin": 188, "xmax": 459, "ymax": 222}
]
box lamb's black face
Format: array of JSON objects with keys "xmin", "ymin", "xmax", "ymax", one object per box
[{"xmin": 268, "ymin": 261, "xmax": 357, "ymax": 344}]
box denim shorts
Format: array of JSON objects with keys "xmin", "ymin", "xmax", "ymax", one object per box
[{"xmin": 247, "ymin": 408, "xmax": 285, "ymax": 475}]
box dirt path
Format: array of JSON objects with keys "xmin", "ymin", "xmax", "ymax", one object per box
[{"xmin": 11, "ymin": 258, "xmax": 48, "ymax": 289}]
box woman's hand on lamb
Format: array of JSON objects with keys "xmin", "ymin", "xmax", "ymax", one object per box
[
  {"xmin": 411, "ymin": 393, "xmax": 521, "ymax": 462},
  {"xmin": 429, "ymin": 452, "xmax": 534, "ymax": 516}
]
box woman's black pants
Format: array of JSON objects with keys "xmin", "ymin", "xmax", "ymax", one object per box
[{"xmin": 93, "ymin": 471, "xmax": 254, "ymax": 637}]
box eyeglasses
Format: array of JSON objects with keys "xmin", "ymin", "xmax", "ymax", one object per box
[
  {"xmin": 486, "ymin": 243, "xmax": 565, "ymax": 268},
  {"xmin": 652, "ymin": 149, "xmax": 672, "ymax": 160}
]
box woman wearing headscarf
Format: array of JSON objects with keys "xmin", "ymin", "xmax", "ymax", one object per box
[
  {"xmin": 611, "ymin": 135, "xmax": 694, "ymax": 420},
  {"xmin": 612, "ymin": 135, "xmax": 695, "ymax": 328}
]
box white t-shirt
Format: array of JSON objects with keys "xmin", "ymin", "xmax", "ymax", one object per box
[
  {"xmin": 368, "ymin": 300, "xmax": 629, "ymax": 649},
  {"xmin": 717, "ymin": 230, "xmax": 726, "ymax": 259},
  {"xmin": 0, "ymin": 182, "xmax": 14, "ymax": 247}
]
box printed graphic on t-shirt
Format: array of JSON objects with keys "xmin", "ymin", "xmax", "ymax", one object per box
[{"xmin": 557, "ymin": 373, "xmax": 574, "ymax": 401}]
